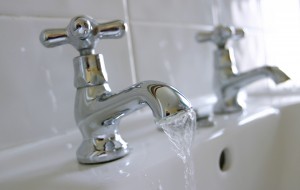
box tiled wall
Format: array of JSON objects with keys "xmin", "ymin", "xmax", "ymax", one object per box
[{"xmin": 0, "ymin": 0, "xmax": 298, "ymax": 149}]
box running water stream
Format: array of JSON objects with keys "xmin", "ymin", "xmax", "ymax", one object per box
[{"xmin": 156, "ymin": 109, "xmax": 197, "ymax": 190}]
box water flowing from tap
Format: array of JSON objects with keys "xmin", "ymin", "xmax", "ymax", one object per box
[{"xmin": 156, "ymin": 109, "xmax": 197, "ymax": 190}]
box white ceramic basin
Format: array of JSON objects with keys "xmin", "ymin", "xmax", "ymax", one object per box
[
  {"xmin": 270, "ymin": 101, "xmax": 300, "ymax": 190},
  {"xmin": 0, "ymin": 96, "xmax": 299, "ymax": 190}
]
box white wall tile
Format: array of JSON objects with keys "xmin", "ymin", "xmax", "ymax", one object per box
[
  {"xmin": 215, "ymin": 0, "xmax": 263, "ymax": 28},
  {"xmin": 128, "ymin": 0, "xmax": 214, "ymax": 25},
  {"xmin": 131, "ymin": 24, "xmax": 214, "ymax": 100},
  {"xmin": 0, "ymin": 16, "xmax": 132, "ymax": 149},
  {"xmin": 231, "ymin": 31, "xmax": 270, "ymax": 93},
  {"xmin": 233, "ymin": 32, "xmax": 266, "ymax": 72},
  {"xmin": 261, "ymin": 0, "xmax": 300, "ymax": 92},
  {"xmin": 95, "ymin": 36, "xmax": 134, "ymax": 92},
  {"xmin": 0, "ymin": 0, "xmax": 125, "ymax": 20}
]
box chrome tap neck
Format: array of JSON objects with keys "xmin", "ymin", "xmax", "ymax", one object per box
[{"xmin": 73, "ymin": 54, "xmax": 111, "ymax": 91}]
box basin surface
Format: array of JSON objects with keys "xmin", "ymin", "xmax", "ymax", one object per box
[{"xmin": 0, "ymin": 96, "xmax": 300, "ymax": 190}]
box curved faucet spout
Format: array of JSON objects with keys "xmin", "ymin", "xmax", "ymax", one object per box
[
  {"xmin": 215, "ymin": 66, "xmax": 290, "ymax": 114},
  {"xmin": 75, "ymin": 80, "xmax": 192, "ymax": 164},
  {"xmin": 224, "ymin": 66, "xmax": 290, "ymax": 91}
]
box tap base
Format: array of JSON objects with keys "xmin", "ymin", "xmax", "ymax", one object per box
[
  {"xmin": 213, "ymin": 102, "xmax": 243, "ymax": 114},
  {"xmin": 76, "ymin": 136, "xmax": 130, "ymax": 164}
]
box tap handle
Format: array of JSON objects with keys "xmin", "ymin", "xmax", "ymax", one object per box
[
  {"xmin": 40, "ymin": 15, "xmax": 126, "ymax": 55},
  {"xmin": 196, "ymin": 25, "xmax": 244, "ymax": 47}
]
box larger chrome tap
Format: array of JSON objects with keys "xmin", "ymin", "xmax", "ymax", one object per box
[
  {"xmin": 40, "ymin": 16, "xmax": 192, "ymax": 164},
  {"xmin": 197, "ymin": 25, "xmax": 290, "ymax": 114}
]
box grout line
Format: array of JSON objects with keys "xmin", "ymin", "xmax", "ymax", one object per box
[
  {"xmin": 131, "ymin": 20, "xmax": 214, "ymax": 30},
  {"xmin": 0, "ymin": 14, "xmax": 71, "ymax": 20},
  {"xmin": 122, "ymin": 0, "xmax": 138, "ymax": 84},
  {"xmin": 131, "ymin": 20, "xmax": 264, "ymax": 34},
  {"xmin": 0, "ymin": 14, "xmax": 119, "ymax": 23}
]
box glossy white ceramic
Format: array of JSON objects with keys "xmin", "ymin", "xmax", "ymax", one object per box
[
  {"xmin": 1, "ymin": 96, "xmax": 299, "ymax": 190},
  {"xmin": 128, "ymin": 0, "xmax": 213, "ymax": 24},
  {"xmin": 0, "ymin": 0, "xmax": 125, "ymax": 19},
  {"xmin": 215, "ymin": 0, "xmax": 263, "ymax": 28}
]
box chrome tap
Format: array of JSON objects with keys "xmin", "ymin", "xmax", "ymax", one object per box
[
  {"xmin": 40, "ymin": 16, "xmax": 192, "ymax": 164},
  {"xmin": 196, "ymin": 25, "xmax": 290, "ymax": 114}
]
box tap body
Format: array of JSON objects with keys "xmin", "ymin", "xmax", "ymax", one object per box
[
  {"xmin": 73, "ymin": 54, "xmax": 191, "ymax": 164},
  {"xmin": 75, "ymin": 79, "xmax": 191, "ymax": 164},
  {"xmin": 76, "ymin": 81, "xmax": 191, "ymax": 163},
  {"xmin": 213, "ymin": 48, "xmax": 289, "ymax": 114},
  {"xmin": 40, "ymin": 16, "xmax": 192, "ymax": 164},
  {"xmin": 197, "ymin": 25, "xmax": 290, "ymax": 114}
]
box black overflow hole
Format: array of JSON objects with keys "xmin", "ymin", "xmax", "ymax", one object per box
[{"xmin": 219, "ymin": 148, "xmax": 230, "ymax": 172}]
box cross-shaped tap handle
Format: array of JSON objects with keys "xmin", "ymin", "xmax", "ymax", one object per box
[
  {"xmin": 40, "ymin": 15, "xmax": 126, "ymax": 55},
  {"xmin": 196, "ymin": 25, "xmax": 244, "ymax": 48}
]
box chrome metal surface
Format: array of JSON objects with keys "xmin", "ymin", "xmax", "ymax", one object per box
[
  {"xmin": 75, "ymin": 81, "xmax": 191, "ymax": 164},
  {"xmin": 195, "ymin": 112, "xmax": 214, "ymax": 127},
  {"xmin": 197, "ymin": 25, "xmax": 290, "ymax": 114},
  {"xmin": 196, "ymin": 25, "xmax": 244, "ymax": 48},
  {"xmin": 73, "ymin": 54, "xmax": 110, "ymax": 88},
  {"xmin": 40, "ymin": 15, "xmax": 125, "ymax": 56},
  {"xmin": 40, "ymin": 16, "xmax": 192, "ymax": 164},
  {"xmin": 194, "ymin": 106, "xmax": 215, "ymax": 127}
]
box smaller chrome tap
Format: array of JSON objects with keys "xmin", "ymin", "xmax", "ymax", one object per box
[
  {"xmin": 197, "ymin": 25, "xmax": 290, "ymax": 114},
  {"xmin": 40, "ymin": 16, "xmax": 192, "ymax": 164}
]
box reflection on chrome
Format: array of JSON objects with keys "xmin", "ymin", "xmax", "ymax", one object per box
[{"xmin": 40, "ymin": 15, "xmax": 192, "ymax": 164}]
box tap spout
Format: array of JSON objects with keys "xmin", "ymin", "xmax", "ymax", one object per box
[
  {"xmin": 75, "ymin": 80, "xmax": 192, "ymax": 164},
  {"xmin": 214, "ymin": 66, "xmax": 290, "ymax": 114},
  {"xmin": 224, "ymin": 66, "xmax": 290, "ymax": 90}
]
